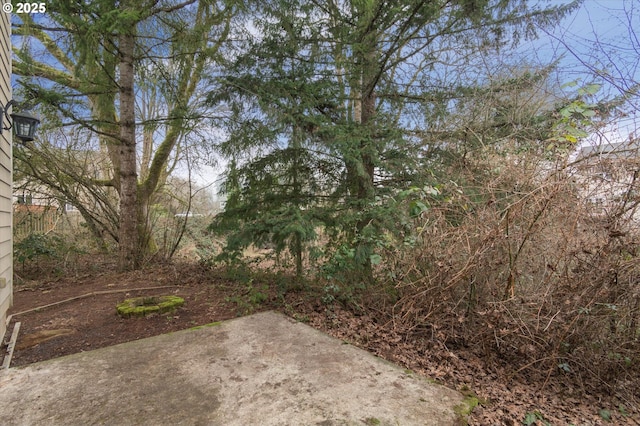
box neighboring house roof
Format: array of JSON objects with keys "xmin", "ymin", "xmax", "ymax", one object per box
[{"xmin": 576, "ymin": 139, "xmax": 640, "ymax": 162}]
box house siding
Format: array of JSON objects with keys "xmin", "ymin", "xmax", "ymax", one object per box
[{"xmin": 0, "ymin": 4, "xmax": 11, "ymax": 343}]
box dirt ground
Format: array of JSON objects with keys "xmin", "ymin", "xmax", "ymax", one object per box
[
  {"xmin": 8, "ymin": 259, "xmax": 253, "ymax": 367},
  {"xmin": 5, "ymin": 257, "xmax": 639, "ymax": 425}
]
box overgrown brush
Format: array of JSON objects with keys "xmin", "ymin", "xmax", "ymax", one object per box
[
  {"xmin": 13, "ymin": 231, "xmax": 87, "ymax": 279},
  {"xmin": 383, "ymin": 149, "xmax": 640, "ymax": 403}
]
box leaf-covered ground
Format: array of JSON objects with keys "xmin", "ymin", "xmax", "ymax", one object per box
[{"xmin": 6, "ymin": 258, "xmax": 638, "ymax": 425}]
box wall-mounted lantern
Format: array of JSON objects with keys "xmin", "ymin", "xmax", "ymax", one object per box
[{"xmin": 1, "ymin": 100, "xmax": 40, "ymax": 143}]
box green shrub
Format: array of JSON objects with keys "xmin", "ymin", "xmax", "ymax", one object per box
[
  {"xmin": 14, "ymin": 233, "xmax": 59, "ymax": 266},
  {"xmin": 14, "ymin": 232, "xmax": 84, "ymax": 275}
]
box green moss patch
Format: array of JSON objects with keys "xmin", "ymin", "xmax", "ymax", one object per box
[
  {"xmin": 189, "ymin": 321, "xmax": 222, "ymax": 330},
  {"xmin": 116, "ymin": 295, "xmax": 185, "ymax": 318},
  {"xmin": 454, "ymin": 395, "xmax": 480, "ymax": 425}
]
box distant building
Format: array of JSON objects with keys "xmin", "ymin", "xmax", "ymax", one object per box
[
  {"xmin": 573, "ymin": 139, "xmax": 640, "ymax": 220},
  {"xmin": 11, "ymin": 145, "xmax": 115, "ymax": 239}
]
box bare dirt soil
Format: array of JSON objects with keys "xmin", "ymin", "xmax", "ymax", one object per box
[
  {"xmin": 5, "ymin": 257, "xmax": 639, "ymax": 425},
  {"xmin": 8, "ymin": 259, "xmax": 250, "ymax": 366}
]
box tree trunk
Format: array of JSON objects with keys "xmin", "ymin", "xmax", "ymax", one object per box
[
  {"xmin": 292, "ymin": 127, "xmax": 303, "ymax": 278},
  {"xmin": 348, "ymin": 20, "xmax": 378, "ymax": 282},
  {"xmin": 118, "ymin": 31, "xmax": 139, "ymax": 270}
]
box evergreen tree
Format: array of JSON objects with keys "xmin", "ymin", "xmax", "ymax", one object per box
[{"xmin": 212, "ymin": 0, "xmax": 580, "ymax": 282}]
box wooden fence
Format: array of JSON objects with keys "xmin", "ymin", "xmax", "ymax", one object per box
[{"xmin": 13, "ymin": 205, "xmax": 60, "ymax": 241}]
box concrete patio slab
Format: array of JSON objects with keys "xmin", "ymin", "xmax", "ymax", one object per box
[{"xmin": 0, "ymin": 311, "xmax": 465, "ymax": 425}]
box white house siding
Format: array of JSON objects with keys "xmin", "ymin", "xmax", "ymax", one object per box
[{"xmin": 0, "ymin": 5, "xmax": 11, "ymax": 343}]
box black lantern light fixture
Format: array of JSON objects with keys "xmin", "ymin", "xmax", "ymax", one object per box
[{"xmin": 1, "ymin": 100, "xmax": 40, "ymax": 143}]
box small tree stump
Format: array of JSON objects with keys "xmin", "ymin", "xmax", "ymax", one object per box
[{"xmin": 116, "ymin": 295, "xmax": 185, "ymax": 318}]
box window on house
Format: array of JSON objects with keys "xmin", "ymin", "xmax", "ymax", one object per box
[{"xmin": 17, "ymin": 194, "xmax": 32, "ymax": 205}]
